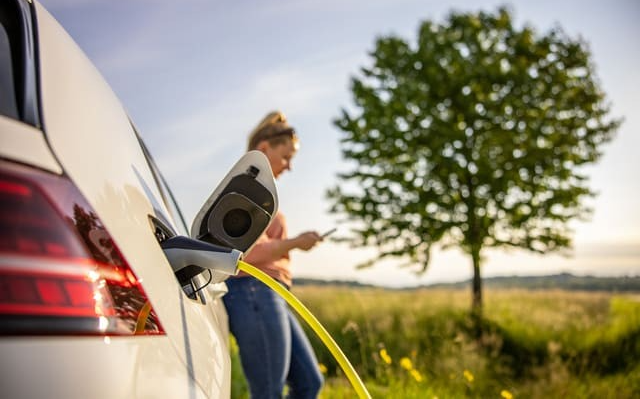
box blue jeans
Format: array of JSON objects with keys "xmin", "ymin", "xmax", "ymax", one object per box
[{"xmin": 223, "ymin": 277, "xmax": 323, "ymax": 399}]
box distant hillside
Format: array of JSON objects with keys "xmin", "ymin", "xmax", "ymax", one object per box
[
  {"xmin": 294, "ymin": 278, "xmax": 378, "ymax": 289},
  {"xmin": 294, "ymin": 273, "xmax": 640, "ymax": 292},
  {"xmin": 426, "ymin": 273, "xmax": 640, "ymax": 292}
]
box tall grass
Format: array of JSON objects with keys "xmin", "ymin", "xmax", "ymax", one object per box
[{"xmin": 230, "ymin": 287, "xmax": 640, "ymax": 398}]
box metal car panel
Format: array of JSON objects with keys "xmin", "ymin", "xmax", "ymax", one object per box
[
  {"xmin": 28, "ymin": 2, "xmax": 230, "ymax": 397},
  {"xmin": 0, "ymin": 338, "xmax": 210, "ymax": 399},
  {"xmin": 0, "ymin": 115, "xmax": 61, "ymax": 174}
]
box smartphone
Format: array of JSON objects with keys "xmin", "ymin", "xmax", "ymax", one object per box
[{"xmin": 321, "ymin": 227, "xmax": 337, "ymax": 238}]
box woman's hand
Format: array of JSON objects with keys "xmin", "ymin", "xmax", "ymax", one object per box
[
  {"xmin": 246, "ymin": 230, "xmax": 324, "ymax": 262},
  {"xmin": 293, "ymin": 231, "xmax": 323, "ymax": 251}
]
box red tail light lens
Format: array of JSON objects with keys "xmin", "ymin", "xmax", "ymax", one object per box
[{"xmin": 0, "ymin": 160, "xmax": 164, "ymax": 335}]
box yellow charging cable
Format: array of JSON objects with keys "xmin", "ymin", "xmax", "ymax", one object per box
[
  {"xmin": 238, "ymin": 260, "xmax": 371, "ymax": 399},
  {"xmin": 134, "ymin": 300, "xmax": 152, "ymax": 334}
]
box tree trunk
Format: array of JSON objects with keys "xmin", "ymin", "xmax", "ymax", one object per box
[
  {"xmin": 471, "ymin": 247, "xmax": 483, "ymax": 335},
  {"xmin": 471, "ymin": 248, "xmax": 482, "ymax": 313}
]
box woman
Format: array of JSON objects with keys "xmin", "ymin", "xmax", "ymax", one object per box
[{"xmin": 223, "ymin": 111, "xmax": 324, "ymax": 398}]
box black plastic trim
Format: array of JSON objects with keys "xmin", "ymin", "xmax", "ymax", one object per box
[
  {"xmin": 160, "ymin": 235, "xmax": 233, "ymax": 253},
  {"xmin": 0, "ymin": 0, "xmax": 41, "ymax": 127},
  {"xmin": 18, "ymin": 0, "xmax": 40, "ymax": 127}
]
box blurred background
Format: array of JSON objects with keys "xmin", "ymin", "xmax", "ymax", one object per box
[{"xmin": 39, "ymin": 0, "xmax": 639, "ymax": 288}]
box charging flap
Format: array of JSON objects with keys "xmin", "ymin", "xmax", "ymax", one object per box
[{"xmin": 191, "ymin": 151, "xmax": 279, "ymax": 253}]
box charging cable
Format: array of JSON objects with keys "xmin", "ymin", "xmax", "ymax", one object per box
[{"xmin": 238, "ymin": 260, "xmax": 371, "ymax": 399}]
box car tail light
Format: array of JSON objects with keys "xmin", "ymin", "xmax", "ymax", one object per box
[{"xmin": 0, "ymin": 159, "xmax": 164, "ymax": 336}]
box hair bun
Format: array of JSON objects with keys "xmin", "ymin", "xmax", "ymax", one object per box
[
  {"xmin": 247, "ymin": 110, "xmax": 291, "ymax": 150},
  {"xmin": 257, "ymin": 111, "xmax": 287, "ymax": 130}
]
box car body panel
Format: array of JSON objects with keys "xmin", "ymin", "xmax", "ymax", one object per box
[
  {"xmin": 0, "ymin": 115, "xmax": 61, "ymax": 174},
  {"xmin": 0, "ymin": 2, "xmax": 231, "ymax": 397},
  {"xmin": 2, "ymin": 338, "xmax": 213, "ymax": 399}
]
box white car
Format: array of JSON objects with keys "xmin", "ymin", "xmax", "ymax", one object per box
[{"xmin": 0, "ymin": 1, "xmax": 278, "ymax": 397}]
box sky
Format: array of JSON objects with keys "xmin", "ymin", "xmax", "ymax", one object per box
[{"xmin": 39, "ymin": 0, "xmax": 640, "ymax": 287}]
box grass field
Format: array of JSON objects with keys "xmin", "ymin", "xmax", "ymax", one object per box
[{"xmin": 230, "ymin": 287, "xmax": 640, "ymax": 398}]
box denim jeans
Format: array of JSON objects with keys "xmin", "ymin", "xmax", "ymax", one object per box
[{"xmin": 223, "ymin": 277, "xmax": 323, "ymax": 399}]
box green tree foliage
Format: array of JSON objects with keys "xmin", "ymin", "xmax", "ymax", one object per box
[{"xmin": 328, "ymin": 7, "xmax": 620, "ymax": 314}]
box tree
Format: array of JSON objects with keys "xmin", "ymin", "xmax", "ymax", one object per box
[{"xmin": 328, "ymin": 7, "xmax": 620, "ymax": 316}]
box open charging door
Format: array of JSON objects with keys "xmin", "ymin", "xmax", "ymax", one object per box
[{"xmin": 191, "ymin": 150, "xmax": 278, "ymax": 254}]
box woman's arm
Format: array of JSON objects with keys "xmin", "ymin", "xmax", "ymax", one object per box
[{"xmin": 245, "ymin": 231, "xmax": 322, "ymax": 263}]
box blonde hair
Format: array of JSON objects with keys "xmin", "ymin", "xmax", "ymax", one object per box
[{"xmin": 247, "ymin": 110, "xmax": 299, "ymax": 151}]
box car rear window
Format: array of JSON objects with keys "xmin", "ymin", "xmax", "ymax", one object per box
[
  {"xmin": 0, "ymin": 21, "xmax": 19, "ymax": 119},
  {"xmin": 0, "ymin": 0, "xmax": 40, "ymax": 126}
]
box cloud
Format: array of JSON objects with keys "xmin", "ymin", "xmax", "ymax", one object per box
[
  {"xmin": 148, "ymin": 45, "xmax": 361, "ymax": 169},
  {"xmin": 42, "ymin": 0, "xmax": 205, "ymax": 7},
  {"xmin": 40, "ymin": 0, "xmax": 104, "ymax": 7}
]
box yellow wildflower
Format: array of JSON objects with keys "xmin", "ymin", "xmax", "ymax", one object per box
[
  {"xmin": 400, "ymin": 357, "xmax": 413, "ymax": 371},
  {"xmin": 463, "ymin": 369, "xmax": 474, "ymax": 383},
  {"xmin": 501, "ymin": 389, "xmax": 514, "ymax": 399},
  {"xmin": 318, "ymin": 363, "xmax": 328, "ymax": 374},
  {"xmin": 410, "ymin": 369, "xmax": 423, "ymax": 382},
  {"xmin": 379, "ymin": 348, "xmax": 392, "ymax": 365}
]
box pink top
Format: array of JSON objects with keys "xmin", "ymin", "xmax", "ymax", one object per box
[{"xmin": 236, "ymin": 212, "xmax": 292, "ymax": 287}]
